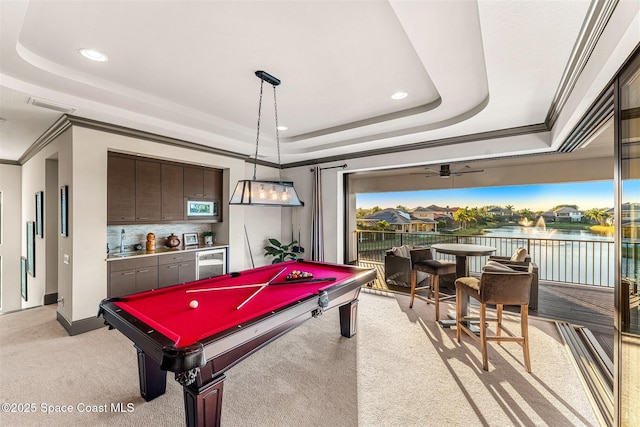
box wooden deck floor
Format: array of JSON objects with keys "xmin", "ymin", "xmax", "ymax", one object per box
[{"xmin": 358, "ymin": 261, "xmax": 615, "ymax": 360}]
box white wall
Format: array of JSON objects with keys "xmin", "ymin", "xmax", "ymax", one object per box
[
  {"xmin": 0, "ymin": 164, "xmax": 22, "ymax": 313},
  {"xmin": 68, "ymin": 127, "xmax": 278, "ymax": 321},
  {"xmin": 19, "ymin": 129, "xmax": 71, "ymax": 316}
]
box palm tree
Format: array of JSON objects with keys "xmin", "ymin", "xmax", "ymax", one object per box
[
  {"xmin": 454, "ymin": 207, "xmax": 477, "ymax": 230},
  {"xmin": 584, "ymin": 208, "xmax": 610, "ymax": 226}
]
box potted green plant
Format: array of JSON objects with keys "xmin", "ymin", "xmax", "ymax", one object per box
[
  {"xmin": 203, "ymin": 231, "xmax": 215, "ymax": 245},
  {"xmin": 264, "ymin": 238, "xmax": 298, "ymax": 264}
]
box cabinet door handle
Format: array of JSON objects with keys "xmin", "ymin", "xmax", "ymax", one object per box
[
  {"xmin": 173, "ymin": 257, "xmax": 183, "ymax": 260},
  {"xmin": 167, "ymin": 265, "xmax": 178, "ymax": 269},
  {"xmin": 138, "ymin": 269, "xmax": 149, "ymax": 273},
  {"xmin": 122, "ymin": 271, "xmax": 135, "ymax": 276}
]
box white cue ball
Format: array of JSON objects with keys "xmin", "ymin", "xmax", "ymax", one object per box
[{"xmin": 189, "ymin": 300, "xmax": 199, "ymax": 309}]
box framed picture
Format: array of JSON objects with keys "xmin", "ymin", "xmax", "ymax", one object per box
[
  {"xmin": 35, "ymin": 191, "xmax": 43, "ymax": 237},
  {"xmin": 60, "ymin": 185, "xmax": 68, "ymax": 237},
  {"xmin": 26, "ymin": 221, "xmax": 35, "ymax": 277},
  {"xmin": 186, "ymin": 200, "xmax": 218, "ymax": 217},
  {"xmin": 183, "ymin": 233, "xmax": 198, "ymax": 246},
  {"xmin": 21, "ymin": 256, "xmax": 27, "ymax": 301}
]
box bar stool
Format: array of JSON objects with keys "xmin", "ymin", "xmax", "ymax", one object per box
[
  {"xmin": 410, "ymin": 250, "xmax": 456, "ymax": 321},
  {"xmin": 455, "ymin": 265, "xmax": 534, "ymax": 372}
]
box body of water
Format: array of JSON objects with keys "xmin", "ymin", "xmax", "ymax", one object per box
[
  {"xmin": 471, "ymin": 225, "xmax": 635, "ymax": 288},
  {"xmin": 483, "ymin": 225, "xmax": 613, "ymax": 241}
]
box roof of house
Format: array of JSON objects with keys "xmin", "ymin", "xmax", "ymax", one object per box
[
  {"xmin": 555, "ymin": 207, "xmax": 580, "ymax": 214},
  {"xmin": 361, "ymin": 208, "xmax": 413, "ymax": 224}
]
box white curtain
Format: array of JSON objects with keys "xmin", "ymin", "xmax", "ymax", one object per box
[{"xmin": 311, "ymin": 166, "xmax": 324, "ymax": 261}]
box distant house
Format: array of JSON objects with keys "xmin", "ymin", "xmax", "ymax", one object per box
[
  {"xmin": 607, "ymin": 203, "xmax": 640, "ymax": 230},
  {"xmin": 426, "ymin": 204, "xmax": 457, "ymax": 217},
  {"xmin": 554, "ymin": 207, "xmax": 583, "ymax": 222},
  {"xmin": 540, "ymin": 211, "xmax": 557, "ymax": 223},
  {"xmin": 411, "ymin": 206, "xmax": 436, "ymax": 221},
  {"xmin": 487, "ymin": 206, "xmax": 519, "ymax": 222},
  {"xmin": 360, "ymin": 208, "xmax": 438, "ymax": 232}
]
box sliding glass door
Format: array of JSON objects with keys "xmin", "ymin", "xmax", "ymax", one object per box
[{"xmin": 615, "ymin": 48, "xmax": 640, "ymax": 426}]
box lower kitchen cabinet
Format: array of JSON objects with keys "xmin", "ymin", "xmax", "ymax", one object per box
[
  {"xmin": 158, "ymin": 252, "xmax": 196, "ymax": 288},
  {"xmin": 108, "ymin": 256, "xmax": 159, "ymax": 297}
]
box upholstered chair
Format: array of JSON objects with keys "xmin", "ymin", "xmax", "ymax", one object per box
[
  {"xmin": 455, "ymin": 263, "xmax": 534, "ymax": 372},
  {"xmin": 488, "ymin": 248, "xmax": 539, "ymax": 311},
  {"xmin": 384, "ymin": 245, "xmax": 429, "ymax": 288},
  {"xmin": 410, "ymin": 248, "xmax": 457, "ymax": 321}
]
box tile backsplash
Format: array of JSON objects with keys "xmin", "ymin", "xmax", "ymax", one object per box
[{"xmin": 107, "ymin": 223, "xmax": 214, "ymax": 254}]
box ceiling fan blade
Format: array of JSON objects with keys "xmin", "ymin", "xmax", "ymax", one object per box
[
  {"xmin": 449, "ymin": 165, "xmax": 484, "ymax": 175},
  {"xmin": 452, "ymin": 168, "xmax": 484, "ymax": 175}
]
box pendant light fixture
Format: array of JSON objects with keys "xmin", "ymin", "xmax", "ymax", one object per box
[{"xmin": 229, "ymin": 70, "xmax": 303, "ymax": 206}]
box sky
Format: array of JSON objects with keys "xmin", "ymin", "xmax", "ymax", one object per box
[{"xmin": 356, "ymin": 181, "xmax": 626, "ymax": 212}]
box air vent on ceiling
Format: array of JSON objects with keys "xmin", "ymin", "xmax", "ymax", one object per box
[{"xmin": 28, "ymin": 97, "xmax": 77, "ymax": 114}]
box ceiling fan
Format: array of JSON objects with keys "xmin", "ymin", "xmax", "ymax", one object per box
[{"xmin": 413, "ymin": 164, "xmax": 485, "ymax": 178}]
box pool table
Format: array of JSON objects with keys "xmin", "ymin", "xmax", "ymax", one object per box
[{"xmin": 98, "ymin": 259, "xmax": 375, "ymax": 427}]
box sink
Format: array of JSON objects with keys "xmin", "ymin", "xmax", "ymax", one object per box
[{"xmin": 110, "ymin": 252, "xmax": 134, "ymax": 258}]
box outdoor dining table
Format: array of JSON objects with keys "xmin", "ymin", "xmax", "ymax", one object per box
[{"xmin": 430, "ymin": 243, "xmax": 496, "ymax": 328}]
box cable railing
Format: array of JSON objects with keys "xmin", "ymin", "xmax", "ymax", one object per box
[{"xmin": 355, "ymin": 230, "xmax": 634, "ymax": 288}]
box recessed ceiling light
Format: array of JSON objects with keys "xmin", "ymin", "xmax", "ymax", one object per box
[
  {"xmin": 79, "ymin": 48, "xmax": 108, "ymax": 62},
  {"xmin": 277, "ymin": 126, "xmax": 288, "ymax": 131},
  {"xmin": 391, "ymin": 91, "xmax": 408, "ymax": 100}
]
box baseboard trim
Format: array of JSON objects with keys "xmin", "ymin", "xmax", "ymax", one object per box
[
  {"xmin": 57, "ymin": 311, "xmax": 104, "ymax": 336},
  {"xmin": 44, "ymin": 293, "xmax": 58, "ymax": 305}
]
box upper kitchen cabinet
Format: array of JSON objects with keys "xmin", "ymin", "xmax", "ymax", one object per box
[
  {"xmin": 161, "ymin": 163, "xmax": 184, "ymax": 221},
  {"xmin": 135, "ymin": 159, "xmax": 162, "ymax": 222},
  {"xmin": 184, "ymin": 166, "xmax": 222, "ymax": 199},
  {"xmin": 107, "ymin": 153, "xmax": 136, "ymax": 223},
  {"xmin": 107, "ymin": 152, "xmax": 223, "ymax": 225}
]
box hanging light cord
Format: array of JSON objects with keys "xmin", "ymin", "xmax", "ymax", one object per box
[
  {"xmin": 273, "ymin": 85, "xmax": 282, "ymax": 182},
  {"xmin": 252, "ymin": 80, "xmax": 265, "ymax": 181},
  {"xmin": 252, "ymin": 79, "xmax": 282, "ymax": 182}
]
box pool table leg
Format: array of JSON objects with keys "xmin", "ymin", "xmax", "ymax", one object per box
[
  {"xmin": 135, "ymin": 345, "xmax": 167, "ymax": 401},
  {"xmin": 183, "ymin": 373, "xmax": 226, "ymax": 427},
  {"xmin": 339, "ymin": 299, "xmax": 359, "ymax": 338}
]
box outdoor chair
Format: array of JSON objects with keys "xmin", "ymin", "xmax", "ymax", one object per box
[
  {"xmin": 409, "ymin": 248, "xmax": 457, "ymax": 321},
  {"xmin": 488, "ymin": 248, "xmax": 539, "ymax": 311},
  {"xmin": 455, "ymin": 263, "xmax": 534, "ymax": 372},
  {"xmin": 384, "ymin": 245, "xmax": 429, "ymax": 288}
]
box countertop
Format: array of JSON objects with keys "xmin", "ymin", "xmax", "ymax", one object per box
[{"xmin": 106, "ymin": 243, "xmax": 228, "ymax": 261}]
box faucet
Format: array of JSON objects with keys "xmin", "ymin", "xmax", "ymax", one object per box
[{"xmin": 120, "ymin": 229, "xmax": 126, "ymax": 253}]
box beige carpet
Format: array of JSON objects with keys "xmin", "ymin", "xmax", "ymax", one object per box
[{"xmin": 0, "ymin": 291, "xmax": 597, "ymax": 426}]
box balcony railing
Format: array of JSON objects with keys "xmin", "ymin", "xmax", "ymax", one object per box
[{"xmin": 355, "ymin": 230, "xmax": 636, "ymax": 288}]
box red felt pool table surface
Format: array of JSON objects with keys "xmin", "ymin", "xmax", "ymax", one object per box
[{"xmin": 113, "ymin": 260, "xmax": 358, "ymax": 347}]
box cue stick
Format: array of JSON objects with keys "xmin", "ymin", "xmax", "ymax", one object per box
[
  {"xmin": 186, "ymin": 276, "xmax": 337, "ymax": 293},
  {"xmin": 186, "ymin": 283, "xmax": 266, "ymax": 293},
  {"xmin": 244, "ymin": 225, "xmax": 255, "ymax": 268},
  {"xmin": 236, "ymin": 267, "xmax": 287, "ymax": 310},
  {"xmin": 270, "ymin": 277, "xmax": 336, "ymax": 286}
]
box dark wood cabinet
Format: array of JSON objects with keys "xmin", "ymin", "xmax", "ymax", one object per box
[
  {"xmin": 158, "ymin": 252, "xmax": 196, "ymax": 288},
  {"xmin": 107, "ymin": 154, "xmax": 136, "ymax": 223},
  {"xmin": 107, "ymin": 152, "xmax": 222, "ymax": 224},
  {"xmin": 108, "ymin": 256, "xmax": 159, "ymax": 297},
  {"xmin": 184, "ymin": 166, "xmax": 222, "ymax": 199},
  {"xmin": 203, "ymin": 168, "xmax": 222, "ymax": 199},
  {"xmin": 135, "ymin": 160, "xmax": 162, "ymax": 222},
  {"xmin": 161, "ymin": 163, "xmax": 184, "ymax": 221}
]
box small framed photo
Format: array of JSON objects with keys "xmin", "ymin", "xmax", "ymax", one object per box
[
  {"xmin": 21, "ymin": 256, "xmax": 28, "ymax": 301},
  {"xmin": 35, "ymin": 191, "xmax": 43, "ymax": 237},
  {"xmin": 60, "ymin": 185, "xmax": 68, "ymax": 237},
  {"xmin": 183, "ymin": 233, "xmax": 198, "ymax": 246}
]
